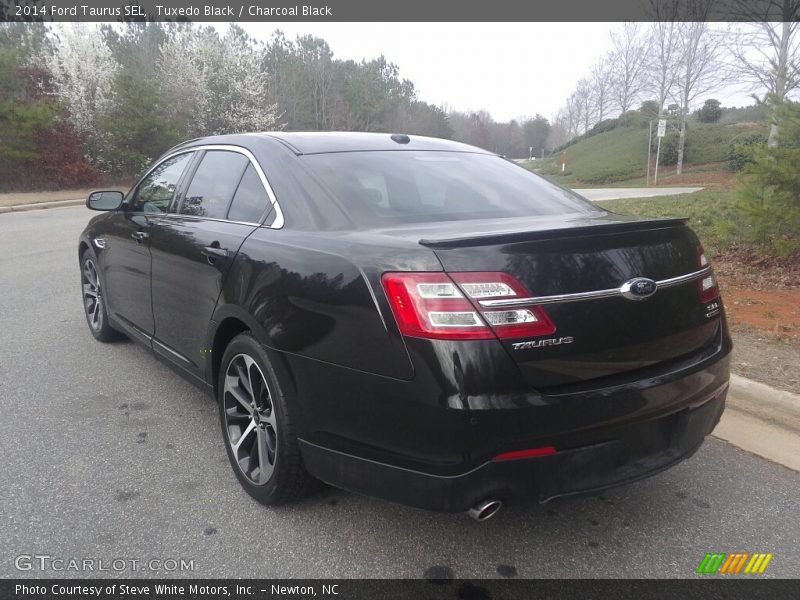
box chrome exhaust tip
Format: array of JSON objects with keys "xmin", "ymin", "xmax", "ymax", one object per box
[{"xmin": 466, "ymin": 499, "xmax": 502, "ymax": 521}]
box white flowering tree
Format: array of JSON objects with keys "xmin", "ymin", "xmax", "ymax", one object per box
[
  {"xmin": 158, "ymin": 25, "xmax": 279, "ymax": 137},
  {"xmin": 42, "ymin": 23, "xmax": 117, "ymax": 159}
]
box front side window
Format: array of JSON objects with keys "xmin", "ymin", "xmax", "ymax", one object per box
[
  {"xmin": 132, "ymin": 152, "xmax": 194, "ymax": 213},
  {"xmin": 180, "ymin": 151, "xmax": 248, "ymax": 219}
]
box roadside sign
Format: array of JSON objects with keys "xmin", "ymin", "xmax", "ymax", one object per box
[{"xmin": 657, "ymin": 119, "xmax": 667, "ymax": 137}]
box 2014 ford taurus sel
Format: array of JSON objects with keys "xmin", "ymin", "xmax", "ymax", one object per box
[{"xmin": 78, "ymin": 132, "xmax": 731, "ymax": 520}]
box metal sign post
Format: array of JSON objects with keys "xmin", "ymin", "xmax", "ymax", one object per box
[{"xmin": 654, "ymin": 119, "xmax": 666, "ymax": 186}]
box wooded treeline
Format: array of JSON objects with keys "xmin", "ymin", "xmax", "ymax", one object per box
[
  {"xmin": 0, "ymin": 22, "xmax": 552, "ymax": 191},
  {"xmin": 2, "ymin": 13, "xmax": 796, "ymax": 193}
]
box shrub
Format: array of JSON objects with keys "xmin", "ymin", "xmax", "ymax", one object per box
[
  {"xmin": 587, "ymin": 118, "xmax": 620, "ymax": 135},
  {"xmin": 639, "ymin": 100, "xmax": 660, "ymax": 120},
  {"xmin": 728, "ymin": 132, "xmax": 767, "ymax": 171},
  {"xmin": 657, "ymin": 130, "xmax": 681, "ymax": 165},
  {"xmin": 619, "ymin": 110, "xmax": 645, "ymax": 127}
]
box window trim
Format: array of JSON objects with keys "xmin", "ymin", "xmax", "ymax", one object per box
[{"xmin": 129, "ymin": 144, "xmax": 284, "ymax": 228}]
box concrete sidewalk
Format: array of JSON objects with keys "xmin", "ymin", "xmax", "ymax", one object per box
[
  {"xmin": 0, "ymin": 187, "xmax": 95, "ymax": 205},
  {"xmin": 576, "ymin": 187, "xmax": 704, "ymax": 201},
  {"xmin": 0, "ymin": 197, "xmax": 85, "ymax": 214}
]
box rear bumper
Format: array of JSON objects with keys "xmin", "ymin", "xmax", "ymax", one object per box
[{"xmin": 299, "ymin": 382, "xmax": 728, "ymax": 513}]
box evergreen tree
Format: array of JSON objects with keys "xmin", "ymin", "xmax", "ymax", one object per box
[{"xmin": 736, "ymin": 98, "xmax": 800, "ymax": 255}]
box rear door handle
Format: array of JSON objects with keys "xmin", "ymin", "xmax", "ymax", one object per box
[
  {"xmin": 202, "ymin": 246, "xmax": 229, "ymax": 259},
  {"xmin": 131, "ymin": 231, "xmax": 149, "ymax": 242}
]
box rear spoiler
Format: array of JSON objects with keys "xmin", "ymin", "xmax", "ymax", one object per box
[{"xmin": 419, "ymin": 217, "xmax": 689, "ymax": 249}]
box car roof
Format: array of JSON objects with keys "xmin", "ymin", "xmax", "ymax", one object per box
[{"xmin": 247, "ymin": 131, "xmax": 493, "ymax": 156}]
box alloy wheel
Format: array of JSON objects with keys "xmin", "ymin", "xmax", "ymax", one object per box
[
  {"xmin": 223, "ymin": 354, "xmax": 278, "ymax": 485},
  {"xmin": 82, "ymin": 258, "xmax": 103, "ymax": 331}
]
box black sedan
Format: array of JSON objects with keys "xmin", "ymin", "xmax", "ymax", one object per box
[{"xmin": 78, "ymin": 132, "xmax": 731, "ymax": 520}]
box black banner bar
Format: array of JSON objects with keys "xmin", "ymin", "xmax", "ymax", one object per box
[
  {"xmin": 2, "ymin": 0, "xmax": 798, "ymax": 23},
  {"xmin": 2, "ymin": 579, "xmax": 800, "ymax": 600}
]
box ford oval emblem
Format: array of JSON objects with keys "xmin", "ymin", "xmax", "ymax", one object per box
[{"xmin": 620, "ymin": 277, "xmax": 657, "ymax": 301}]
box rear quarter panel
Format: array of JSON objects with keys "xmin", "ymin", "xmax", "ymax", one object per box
[{"xmin": 217, "ymin": 228, "xmax": 445, "ymax": 380}]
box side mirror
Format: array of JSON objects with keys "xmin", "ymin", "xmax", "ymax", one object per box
[{"xmin": 87, "ymin": 190, "xmax": 124, "ymax": 211}]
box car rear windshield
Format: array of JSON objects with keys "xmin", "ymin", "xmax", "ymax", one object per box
[{"xmin": 299, "ymin": 151, "xmax": 599, "ymax": 227}]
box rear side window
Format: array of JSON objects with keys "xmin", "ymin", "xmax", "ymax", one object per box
[
  {"xmin": 133, "ymin": 152, "xmax": 194, "ymax": 213},
  {"xmin": 181, "ymin": 151, "xmax": 248, "ymax": 219},
  {"xmin": 227, "ymin": 164, "xmax": 270, "ymax": 223},
  {"xmin": 299, "ymin": 151, "xmax": 600, "ymax": 227}
]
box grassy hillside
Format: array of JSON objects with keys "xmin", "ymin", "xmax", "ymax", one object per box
[
  {"xmin": 531, "ymin": 121, "xmax": 766, "ymax": 186},
  {"xmin": 543, "ymin": 127, "xmax": 649, "ymax": 185}
]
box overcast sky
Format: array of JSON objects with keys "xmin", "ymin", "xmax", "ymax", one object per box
[{"xmin": 235, "ymin": 22, "xmax": 755, "ymax": 122}]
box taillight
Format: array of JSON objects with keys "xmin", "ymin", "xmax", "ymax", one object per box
[
  {"xmin": 697, "ymin": 246, "xmax": 720, "ymax": 303},
  {"xmin": 381, "ymin": 272, "xmax": 555, "ymax": 340}
]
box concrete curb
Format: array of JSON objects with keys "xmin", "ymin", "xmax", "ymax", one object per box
[
  {"xmin": 0, "ymin": 198, "xmax": 85, "ymax": 214},
  {"xmin": 714, "ymin": 374, "xmax": 800, "ymax": 472},
  {"xmin": 727, "ymin": 373, "xmax": 800, "ymax": 430}
]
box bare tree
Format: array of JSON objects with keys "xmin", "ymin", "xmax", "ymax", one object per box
[
  {"xmin": 672, "ymin": 22, "xmax": 727, "ymax": 174},
  {"xmin": 728, "ymin": 0, "xmax": 800, "ymax": 146},
  {"xmin": 546, "ymin": 110, "xmax": 570, "ymax": 150},
  {"xmin": 297, "ymin": 35, "xmax": 335, "ymax": 130},
  {"xmin": 573, "ymin": 77, "xmax": 594, "ymax": 133},
  {"xmin": 646, "ymin": 20, "xmax": 681, "ymax": 118},
  {"xmin": 590, "ymin": 53, "xmax": 613, "ymax": 123},
  {"xmin": 609, "ymin": 23, "xmax": 650, "ymax": 115},
  {"xmin": 563, "ymin": 93, "xmax": 582, "ymax": 139}
]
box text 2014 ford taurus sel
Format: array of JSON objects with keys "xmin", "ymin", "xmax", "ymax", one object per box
[{"xmin": 78, "ymin": 132, "xmax": 731, "ymax": 520}]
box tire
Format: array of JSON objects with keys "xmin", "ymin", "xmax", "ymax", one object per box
[
  {"xmin": 80, "ymin": 248, "xmax": 124, "ymax": 343},
  {"xmin": 218, "ymin": 332, "xmax": 319, "ymax": 505}
]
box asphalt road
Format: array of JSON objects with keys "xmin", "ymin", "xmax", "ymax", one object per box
[{"xmin": 0, "ymin": 206, "xmax": 798, "ymax": 579}]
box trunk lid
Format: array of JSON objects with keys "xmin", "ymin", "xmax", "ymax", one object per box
[{"xmin": 419, "ymin": 214, "xmax": 721, "ymax": 389}]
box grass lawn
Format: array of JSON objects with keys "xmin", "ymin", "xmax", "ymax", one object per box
[{"xmin": 599, "ymin": 189, "xmax": 739, "ymax": 255}]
